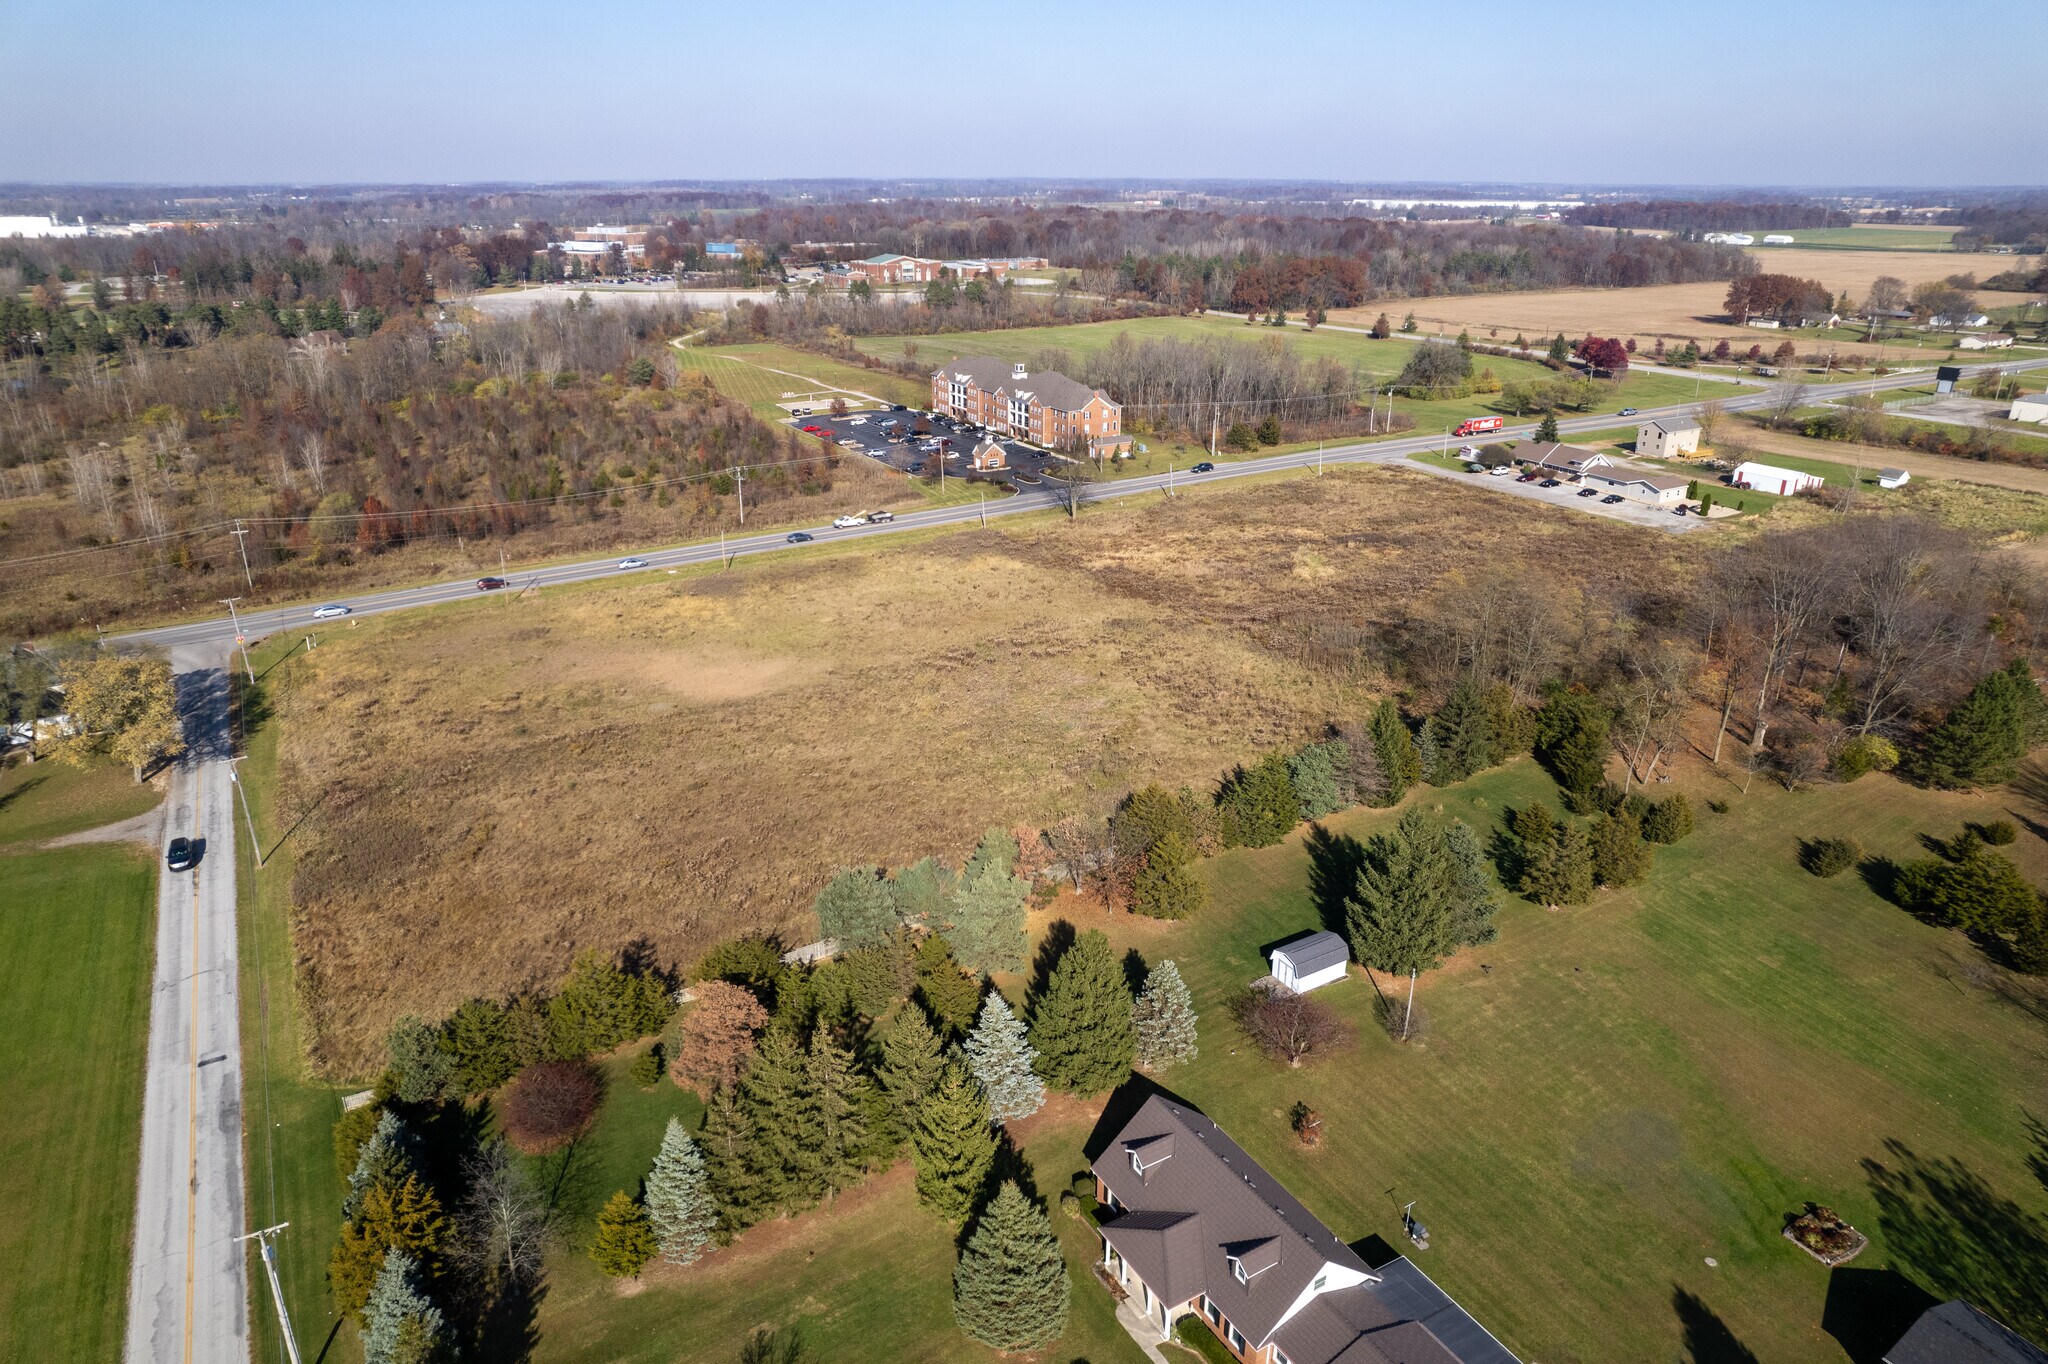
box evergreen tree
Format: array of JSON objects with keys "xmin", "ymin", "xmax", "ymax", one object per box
[
  {"xmin": 1131, "ymin": 829, "xmax": 1207, "ymax": 920},
  {"xmin": 1535, "ymin": 411, "xmax": 1560, "ymax": 442},
  {"xmin": 813, "ymin": 867, "xmax": 899, "ymax": 950},
  {"xmin": 1443, "ymin": 819, "xmax": 1500, "ymax": 947},
  {"xmin": 802, "ymin": 1032, "xmax": 875, "ymax": 1195},
  {"xmin": 1028, "ymin": 930, "xmax": 1135, "ymax": 1095},
  {"xmin": 361, "ymin": 1251, "xmax": 444, "ymax": 1364},
  {"xmin": 699, "ymin": 1085, "xmax": 769, "ymax": 1238},
  {"xmin": 1110, "ymin": 784, "xmax": 1193, "ymax": 863},
  {"xmin": 1345, "ymin": 809, "xmax": 1463, "ymax": 978},
  {"xmin": 1535, "ymin": 691, "xmax": 1611, "ymax": 796},
  {"xmin": 1522, "ymin": 823, "xmax": 1595, "ymax": 905},
  {"xmin": 962, "ymin": 827, "xmax": 1021, "ymax": 884},
  {"xmin": 965, "ymin": 993, "xmax": 1045, "ymax": 1124},
  {"xmin": 1590, "ymin": 812, "xmax": 1653, "ymax": 887},
  {"xmin": 343, "ymin": 1110, "xmax": 419, "ymax": 1221},
  {"xmin": 1915, "ymin": 659, "xmax": 2048, "ymax": 788},
  {"xmin": 646, "ymin": 1117, "xmax": 716, "ymax": 1267},
  {"xmin": 914, "ymin": 934, "xmax": 984, "ymax": 1038},
  {"xmin": 1288, "ymin": 741, "xmax": 1346, "ymax": 820},
  {"xmin": 952, "ymin": 1181, "xmax": 1071, "ymax": 1352},
  {"xmin": 443, "ymin": 997, "xmax": 517, "ymax": 1094},
  {"xmin": 385, "ymin": 1015, "xmax": 455, "ymax": 1104},
  {"xmin": 1132, "ymin": 959, "xmax": 1199, "ymax": 1071},
  {"xmin": 1414, "ymin": 725, "xmax": 1443, "ymax": 786},
  {"xmin": 876, "ymin": 1007, "xmax": 947, "ymax": 1143},
  {"xmin": 1368, "ymin": 698, "xmax": 1419, "ymax": 805},
  {"xmin": 1428, "ymin": 680, "xmax": 1498, "ymax": 784},
  {"xmin": 1547, "ymin": 332, "xmax": 1570, "ymax": 365},
  {"xmin": 889, "ymin": 856, "xmax": 957, "ymax": 928},
  {"xmin": 1482, "ymin": 682, "xmax": 1536, "ymax": 763},
  {"xmin": 1640, "ymin": 793, "xmax": 1694, "ymax": 844},
  {"xmin": 589, "ymin": 1190, "xmax": 658, "ymax": 1278},
  {"xmin": 912, "ymin": 1061, "xmax": 998, "ymax": 1223},
  {"xmin": 329, "ymin": 1174, "xmax": 451, "ymax": 1316},
  {"xmin": 947, "ymin": 860, "xmax": 1030, "ymax": 975},
  {"xmin": 1219, "ymin": 751, "xmax": 1299, "ymax": 847},
  {"xmin": 741, "ymin": 1029, "xmax": 824, "ymax": 1213}
]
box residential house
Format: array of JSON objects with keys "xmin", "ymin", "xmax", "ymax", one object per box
[
  {"xmin": 1510, "ymin": 441, "xmax": 1609, "ymax": 479},
  {"xmin": 1883, "ymin": 1300, "xmax": 2048, "ymax": 1364},
  {"xmin": 1269, "ymin": 933, "xmax": 1349, "ymax": 995},
  {"xmin": 1582, "ymin": 466, "xmax": 1692, "ymax": 506},
  {"xmin": 1957, "ymin": 333, "xmax": 2015, "ymax": 350},
  {"xmin": 1744, "ymin": 317, "xmax": 1783, "ymax": 329},
  {"xmin": 1877, "ymin": 468, "xmax": 1911, "ymax": 489},
  {"xmin": 1731, "ymin": 461, "xmax": 1824, "ymax": 496},
  {"xmin": 1636, "ymin": 416, "xmax": 1701, "ymax": 460},
  {"xmin": 2009, "ymin": 392, "xmax": 2048, "ymax": 424},
  {"xmin": 931, "ymin": 357, "xmax": 1124, "ymax": 452},
  {"xmin": 290, "ymin": 329, "xmax": 347, "ymax": 356},
  {"xmin": 1094, "ymin": 1096, "xmax": 1520, "ymax": 1364},
  {"xmin": 1929, "ymin": 312, "xmax": 1992, "ymax": 329}
]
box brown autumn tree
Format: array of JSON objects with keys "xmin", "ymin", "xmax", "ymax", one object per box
[{"xmin": 673, "ymin": 980, "xmax": 768, "ymax": 1091}]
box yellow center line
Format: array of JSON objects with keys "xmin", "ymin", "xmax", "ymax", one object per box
[{"xmin": 183, "ymin": 772, "xmax": 203, "ymax": 1364}]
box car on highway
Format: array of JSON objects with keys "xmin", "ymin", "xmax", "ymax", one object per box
[
  {"xmin": 617, "ymin": 557, "xmax": 650, "ymax": 570},
  {"xmin": 1577, "ymin": 488, "xmax": 1600, "ymax": 498},
  {"xmin": 1539, "ymin": 478, "xmax": 1561, "ymax": 488},
  {"xmin": 167, "ymin": 836, "xmax": 196, "ymax": 872},
  {"xmin": 1600, "ymin": 494, "xmax": 1625, "ymax": 505},
  {"xmin": 832, "ymin": 515, "xmax": 865, "ymax": 529},
  {"xmin": 312, "ymin": 603, "xmax": 351, "ymax": 619},
  {"xmin": 865, "ymin": 510, "xmax": 894, "ymax": 523},
  {"xmin": 476, "ymin": 576, "xmax": 508, "ymax": 590},
  {"xmin": 1190, "ymin": 461, "xmax": 1215, "ymax": 473},
  {"xmin": 1618, "ymin": 407, "xmax": 1639, "ymax": 417},
  {"xmin": 786, "ymin": 531, "xmax": 813, "ymax": 543}
]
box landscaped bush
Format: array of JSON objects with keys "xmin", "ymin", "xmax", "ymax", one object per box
[
  {"xmin": 1979, "ymin": 819, "xmax": 2018, "ymax": 847},
  {"xmin": 501, "ymin": 1060, "xmax": 603, "ymax": 1155},
  {"xmin": 1799, "ymin": 836, "xmax": 1862, "ymax": 878},
  {"xmin": 1835, "ymin": 734, "xmax": 1900, "ymax": 781},
  {"xmin": 629, "ymin": 1043, "xmax": 664, "ymax": 1088},
  {"xmin": 1641, "ymin": 793, "xmax": 1694, "ymax": 845},
  {"xmin": 1708, "ymin": 798, "xmax": 1731, "ymax": 814}
]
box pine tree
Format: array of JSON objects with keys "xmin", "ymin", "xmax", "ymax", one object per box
[
  {"xmin": 952, "ymin": 1181, "xmax": 1071, "ymax": 1351},
  {"xmin": 1132, "ymin": 960, "xmax": 1199, "ymax": 1071},
  {"xmin": 361, "ymin": 1251, "xmax": 444, "ymax": 1364},
  {"xmin": 1131, "ymin": 830, "xmax": 1207, "ymax": 919},
  {"xmin": 1110, "ymin": 784, "xmax": 1192, "ymax": 863},
  {"xmin": 589, "ymin": 1190, "xmax": 658, "ymax": 1278},
  {"xmin": 912, "ymin": 1061, "xmax": 998, "ymax": 1223},
  {"xmin": 1414, "ymin": 724, "xmax": 1442, "ymax": 786},
  {"xmin": 947, "ymin": 860, "xmax": 1030, "ymax": 976},
  {"xmin": 1345, "ymin": 809, "xmax": 1463, "ymax": 978},
  {"xmin": 1590, "ymin": 813, "xmax": 1653, "ymax": 887},
  {"xmin": 1536, "ymin": 691, "xmax": 1611, "ymax": 796},
  {"xmin": 1522, "ymin": 822, "xmax": 1594, "ymax": 905},
  {"xmin": 699, "ymin": 1085, "xmax": 769, "ymax": 1238},
  {"xmin": 962, "ymin": 827, "xmax": 1021, "ymax": 884},
  {"xmin": 1443, "ymin": 820, "xmax": 1499, "ymax": 947},
  {"xmin": 1288, "ymin": 741, "xmax": 1346, "ymax": 820},
  {"xmin": 1482, "ymin": 682, "xmax": 1536, "ymax": 763},
  {"xmin": 741, "ymin": 1029, "xmax": 823, "ymax": 1213},
  {"xmin": 889, "ymin": 856, "xmax": 957, "ymax": 928},
  {"xmin": 444, "ymin": 997, "xmax": 517, "ymax": 1094},
  {"xmin": 1218, "ymin": 751, "xmax": 1299, "ymax": 847},
  {"xmin": 1368, "ymin": 698, "xmax": 1419, "ymax": 805},
  {"xmin": 803, "ymin": 1032, "xmax": 875, "ymax": 1195},
  {"xmin": 1640, "ymin": 793, "xmax": 1694, "ymax": 844},
  {"xmin": 645, "ymin": 1117, "xmax": 716, "ymax": 1267},
  {"xmin": 813, "ymin": 867, "xmax": 899, "ymax": 950},
  {"xmin": 1535, "ymin": 411, "xmax": 1560, "ymax": 442},
  {"xmin": 343, "ymin": 1110, "xmax": 418, "ymax": 1221},
  {"xmin": 914, "ymin": 934, "xmax": 984, "ymax": 1038},
  {"xmin": 876, "ymin": 1007, "xmax": 947, "ymax": 1143},
  {"xmin": 1916, "ymin": 659, "xmax": 2048, "ymax": 788},
  {"xmin": 1028, "ymin": 929, "xmax": 1135, "ymax": 1095},
  {"xmin": 1427, "ymin": 680, "xmax": 1497, "ymax": 784},
  {"xmin": 329, "ymin": 1174, "xmax": 450, "ymax": 1316},
  {"xmin": 965, "ymin": 993, "xmax": 1045, "ymax": 1124}
]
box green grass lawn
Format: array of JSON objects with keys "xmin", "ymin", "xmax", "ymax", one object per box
[
  {"xmin": 0, "ymin": 843, "xmax": 157, "ymax": 1359},
  {"xmin": 1750, "ymin": 226, "xmax": 1958, "ymax": 250},
  {"xmin": 1155, "ymin": 759, "xmax": 2048, "ymax": 1364},
  {"xmin": 0, "ymin": 757, "xmax": 161, "ymax": 847},
  {"xmin": 674, "ymin": 342, "xmax": 926, "ymax": 418}
]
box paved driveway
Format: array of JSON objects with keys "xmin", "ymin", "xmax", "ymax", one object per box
[{"xmin": 792, "ymin": 409, "xmax": 1065, "ymax": 486}]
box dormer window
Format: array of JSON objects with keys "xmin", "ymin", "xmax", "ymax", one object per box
[{"xmin": 1233, "ymin": 1260, "xmax": 1249, "ymax": 1285}]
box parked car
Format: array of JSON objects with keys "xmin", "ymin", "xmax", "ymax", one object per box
[
  {"xmin": 1190, "ymin": 461, "xmax": 1215, "ymax": 473},
  {"xmin": 889, "ymin": 404, "xmax": 907, "ymax": 411},
  {"xmin": 1618, "ymin": 407, "xmax": 1638, "ymax": 417},
  {"xmin": 865, "ymin": 510, "xmax": 894, "ymax": 523},
  {"xmin": 1600, "ymin": 494, "xmax": 1625, "ymax": 504},
  {"xmin": 832, "ymin": 515, "xmax": 865, "ymax": 529},
  {"xmin": 802, "ymin": 424, "xmax": 824, "ymax": 433},
  {"xmin": 1487, "ymin": 465, "xmax": 1511, "ymax": 477},
  {"xmin": 1539, "ymin": 478, "xmax": 1561, "ymax": 488},
  {"xmin": 617, "ymin": 557, "xmax": 649, "ymax": 570},
  {"xmin": 1576, "ymin": 488, "xmax": 1600, "ymax": 498},
  {"xmin": 166, "ymin": 837, "xmax": 196, "ymax": 872},
  {"xmin": 1515, "ymin": 472, "xmax": 1539, "ymax": 483},
  {"xmin": 786, "ymin": 531, "xmax": 813, "ymax": 543},
  {"xmin": 837, "ymin": 438, "xmax": 861, "ymax": 449},
  {"xmin": 312, "ymin": 603, "xmax": 351, "ymax": 619},
  {"xmin": 1672, "ymin": 505, "xmax": 1689, "ymax": 516},
  {"xmin": 847, "ymin": 416, "xmax": 867, "ymax": 426},
  {"xmin": 476, "ymin": 576, "xmax": 508, "ymax": 590}
]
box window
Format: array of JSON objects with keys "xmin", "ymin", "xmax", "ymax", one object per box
[
  {"xmin": 1227, "ymin": 1321, "xmax": 1246, "ymax": 1352},
  {"xmin": 1274, "ymin": 1351, "xmax": 1291, "ymax": 1364},
  {"xmin": 1232, "ymin": 1259, "xmax": 1248, "ymax": 1285},
  {"xmin": 1203, "ymin": 1296, "xmax": 1220, "ymax": 1326},
  {"xmin": 1312, "ymin": 1273, "xmax": 1327, "ymax": 1291}
]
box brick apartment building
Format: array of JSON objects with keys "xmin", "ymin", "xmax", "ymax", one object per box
[
  {"xmin": 849, "ymin": 253, "xmax": 1050, "ymax": 285},
  {"xmin": 931, "ymin": 356, "xmax": 1131, "ymax": 456}
]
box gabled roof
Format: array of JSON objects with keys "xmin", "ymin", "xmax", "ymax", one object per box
[
  {"xmin": 1591, "ymin": 466, "xmax": 1691, "ymax": 493},
  {"xmin": 1273, "ymin": 931, "xmax": 1349, "ymax": 975},
  {"xmin": 1644, "ymin": 416, "xmax": 1700, "ymax": 434},
  {"xmin": 1885, "ymin": 1300, "xmax": 2048, "ymax": 1364},
  {"xmin": 1510, "ymin": 441, "xmax": 1606, "ymax": 471},
  {"xmin": 932, "ymin": 356, "xmax": 1106, "ymax": 413}
]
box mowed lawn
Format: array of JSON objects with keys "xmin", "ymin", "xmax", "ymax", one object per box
[
  {"xmin": 0, "ymin": 843, "xmax": 158, "ymax": 1359},
  {"xmin": 673, "ymin": 342, "xmax": 926, "ymax": 418},
  {"xmin": 0, "ymin": 758, "xmax": 161, "ymax": 848},
  {"xmin": 1160, "ymin": 760, "xmax": 2048, "ymax": 1363}
]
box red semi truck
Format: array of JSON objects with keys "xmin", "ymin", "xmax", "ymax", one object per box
[{"xmin": 1452, "ymin": 416, "xmax": 1504, "ymax": 438}]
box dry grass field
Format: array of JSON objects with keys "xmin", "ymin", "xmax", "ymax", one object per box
[
  {"xmin": 1336, "ymin": 246, "xmax": 2031, "ymax": 345},
  {"xmin": 269, "ymin": 465, "xmax": 1685, "ymax": 1073}
]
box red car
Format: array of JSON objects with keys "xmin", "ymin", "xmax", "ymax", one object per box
[{"xmin": 476, "ymin": 576, "xmax": 508, "ymax": 591}]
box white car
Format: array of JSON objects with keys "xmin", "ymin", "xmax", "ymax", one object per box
[
  {"xmin": 831, "ymin": 515, "xmax": 865, "ymax": 529},
  {"xmin": 847, "ymin": 416, "xmax": 867, "ymax": 426},
  {"xmin": 1488, "ymin": 465, "xmax": 1512, "ymax": 477},
  {"xmin": 617, "ymin": 557, "xmax": 649, "ymax": 570},
  {"xmin": 312, "ymin": 603, "xmax": 351, "ymax": 619},
  {"xmin": 837, "ymin": 438, "xmax": 861, "ymax": 449}
]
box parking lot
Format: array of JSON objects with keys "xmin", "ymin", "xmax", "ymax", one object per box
[
  {"xmin": 1420, "ymin": 459, "xmax": 1708, "ymax": 531},
  {"xmin": 788, "ymin": 408, "xmax": 1071, "ymax": 487}
]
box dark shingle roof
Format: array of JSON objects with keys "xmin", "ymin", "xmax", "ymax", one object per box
[
  {"xmin": 1646, "ymin": 416, "xmax": 1700, "ymax": 434},
  {"xmin": 1885, "ymin": 1301, "xmax": 2048, "ymax": 1364},
  {"xmin": 931, "ymin": 355, "xmax": 1105, "ymax": 412},
  {"xmin": 1274, "ymin": 931, "xmax": 1350, "ymax": 975}
]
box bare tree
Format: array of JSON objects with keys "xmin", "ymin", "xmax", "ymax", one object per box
[
  {"xmin": 1765, "ymin": 380, "xmax": 1810, "ymax": 430},
  {"xmin": 1232, "ymin": 988, "xmax": 1347, "ymax": 1068},
  {"xmin": 1045, "ymin": 461, "xmax": 1100, "ymax": 519},
  {"xmin": 1613, "ymin": 644, "xmax": 1696, "ymax": 790},
  {"xmin": 1837, "ymin": 517, "xmax": 1972, "ymax": 735},
  {"xmin": 457, "ymin": 1139, "xmax": 555, "ymax": 1286},
  {"xmin": 1732, "ymin": 533, "xmax": 1836, "ymax": 751},
  {"xmin": 1692, "ymin": 398, "xmax": 1727, "ymax": 450}
]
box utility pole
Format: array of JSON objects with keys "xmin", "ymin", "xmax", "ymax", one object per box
[
  {"xmin": 229, "ymin": 519, "xmax": 254, "ymax": 590},
  {"xmin": 219, "ymin": 597, "xmax": 255, "ymax": 684},
  {"xmin": 978, "ymin": 490, "xmax": 986, "ymax": 526},
  {"xmin": 734, "ymin": 465, "xmax": 745, "ymax": 525},
  {"xmin": 237, "ymin": 1223, "xmax": 302, "ymax": 1364},
  {"xmin": 1210, "ymin": 407, "xmax": 1219, "ymax": 458},
  {"xmin": 1167, "ymin": 461, "xmax": 1174, "ymax": 497},
  {"xmin": 228, "ymin": 757, "xmax": 264, "ymax": 868}
]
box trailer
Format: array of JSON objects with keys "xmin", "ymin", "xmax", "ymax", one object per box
[{"xmin": 1452, "ymin": 415, "xmax": 1504, "ymax": 438}]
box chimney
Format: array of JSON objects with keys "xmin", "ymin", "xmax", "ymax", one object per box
[{"xmin": 1012, "ymin": 361, "xmax": 1027, "ymax": 380}]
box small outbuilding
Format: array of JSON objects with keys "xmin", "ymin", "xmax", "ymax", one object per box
[
  {"xmin": 1270, "ymin": 932, "xmax": 1350, "ymax": 995},
  {"xmin": 968, "ymin": 436, "xmax": 1008, "ymax": 471},
  {"xmin": 1732, "ymin": 461, "xmax": 1824, "ymax": 496},
  {"xmin": 1957, "ymin": 333, "xmax": 2014, "ymax": 350},
  {"xmin": 1884, "ymin": 1300, "xmax": 2048, "ymax": 1364},
  {"xmin": 2010, "ymin": 392, "xmax": 2048, "ymax": 424},
  {"xmin": 1935, "ymin": 365, "xmax": 1964, "ymax": 394},
  {"xmin": 1637, "ymin": 416, "xmax": 1701, "ymax": 460},
  {"xmin": 1878, "ymin": 468, "xmax": 1911, "ymax": 489}
]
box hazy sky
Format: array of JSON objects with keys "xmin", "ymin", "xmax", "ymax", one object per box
[{"xmin": 5, "ymin": 0, "xmax": 2044, "ymax": 186}]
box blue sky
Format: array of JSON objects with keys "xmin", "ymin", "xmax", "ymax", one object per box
[{"xmin": 4, "ymin": 0, "xmax": 2043, "ymax": 186}]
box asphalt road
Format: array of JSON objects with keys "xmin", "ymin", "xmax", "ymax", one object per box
[
  {"xmin": 125, "ymin": 645, "xmax": 251, "ymax": 1363},
  {"xmin": 115, "ymin": 355, "xmax": 2047, "ymax": 656}
]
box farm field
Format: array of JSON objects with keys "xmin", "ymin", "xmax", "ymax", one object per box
[
  {"xmin": 0, "ymin": 842, "xmax": 158, "ymax": 1360},
  {"xmin": 1152, "ymin": 756, "xmax": 2048, "ymax": 1363},
  {"xmin": 260, "ymin": 464, "xmax": 1688, "ymax": 1072},
  {"xmin": 672, "ymin": 342, "xmax": 927, "ymax": 416},
  {"xmin": 1751, "ymin": 225, "xmax": 1960, "ymax": 250}
]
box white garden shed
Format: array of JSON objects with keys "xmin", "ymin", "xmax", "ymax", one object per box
[{"xmin": 1270, "ymin": 932, "xmax": 1350, "ymax": 994}]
